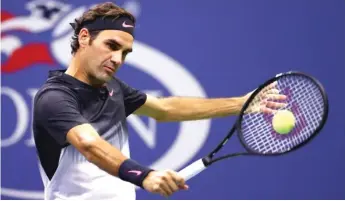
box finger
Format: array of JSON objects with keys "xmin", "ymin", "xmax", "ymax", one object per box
[
  {"xmin": 263, "ymin": 81, "xmax": 278, "ymax": 92},
  {"xmin": 168, "ymin": 170, "xmax": 186, "ymax": 189},
  {"xmin": 165, "ymin": 171, "xmax": 180, "ymax": 192},
  {"xmin": 261, "ymin": 107, "xmax": 276, "ymax": 114},
  {"xmin": 152, "ymin": 183, "xmax": 166, "ymax": 197},
  {"xmin": 269, "ymin": 81, "xmax": 278, "ymax": 89},
  {"xmin": 180, "ymin": 184, "xmax": 189, "ymax": 190},
  {"xmin": 264, "ymin": 89, "xmax": 287, "ymax": 100},
  {"xmin": 159, "ymin": 190, "xmax": 169, "ymax": 198},
  {"xmin": 159, "ymin": 175, "xmax": 174, "ymax": 197},
  {"xmin": 258, "ymin": 88, "xmax": 277, "ymax": 99},
  {"xmin": 166, "ymin": 178, "xmax": 179, "ymax": 193},
  {"xmin": 162, "ymin": 182, "xmax": 173, "ymax": 197},
  {"xmin": 153, "ymin": 182, "xmax": 170, "ymax": 198},
  {"xmin": 266, "ymin": 93, "xmax": 287, "ymax": 101},
  {"xmin": 245, "ymin": 101, "xmax": 262, "ymax": 114},
  {"xmin": 266, "ymin": 88, "xmax": 280, "ymax": 94},
  {"xmin": 264, "ymin": 88, "xmax": 286, "ymax": 100},
  {"xmin": 158, "ymin": 183, "xmax": 170, "ymax": 198},
  {"xmin": 266, "ymin": 101, "xmax": 288, "ymax": 109},
  {"xmin": 162, "ymin": 176, "xmax": 177, "ymax": 196}
]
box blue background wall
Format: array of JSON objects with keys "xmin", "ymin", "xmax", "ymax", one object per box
[{"xmin": 2, "ymin": 0, "xmax": 345, "ymax": 199}]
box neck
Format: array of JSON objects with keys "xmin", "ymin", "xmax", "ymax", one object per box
[{"xmin": 65, "ymin": 53, "xmax": 104, "ymax": 88}]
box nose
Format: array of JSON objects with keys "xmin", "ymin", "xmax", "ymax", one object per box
[{"xmin": 110, "ymin": 51, "xmax": 123, "ymax": 67}]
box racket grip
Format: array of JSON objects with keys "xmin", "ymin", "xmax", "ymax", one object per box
[{"xmin": 178, "ymin": 159, "xmax": 206, "ymax": 181}]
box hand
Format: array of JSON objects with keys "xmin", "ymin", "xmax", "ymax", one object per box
[
  {"xmin": 142, "ymin": 169, "xmax": 189, "ymax": 198},
  {"xmin": 242, "ymin": 82, "xmax": 287, "ymax": 114}
]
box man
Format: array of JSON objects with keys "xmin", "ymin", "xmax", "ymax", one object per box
[{"xmin": 33, "ymin": 2, "xmax": 285, "ymax": 200}]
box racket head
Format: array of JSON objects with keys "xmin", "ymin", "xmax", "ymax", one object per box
[{"xmin": 237, "ymin": 71, "xmax": 328, "ymax": 155}]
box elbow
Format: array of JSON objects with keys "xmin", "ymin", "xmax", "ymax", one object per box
[
  {"xmin": 155, "ymin": 116, "xmax": 166, "ymax": 122},
  {"xmin": 78, "ymin": 136, "xmax": 99, "ymax": 162},
  {"xmin": 66, "ymin": 124, "xmax": 103, "ymax": 163},
  {"xmin": 153, "ymin": 113, "xmax": 166, "ymax": 122},
  {"xmin": 154, "ymin": 104, "xmax": 174, "ymax": 122}
]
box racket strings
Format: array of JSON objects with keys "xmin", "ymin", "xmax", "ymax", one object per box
[{"xmin": 241, "ymin": 75, "xmax": 325, "ymax": 154}]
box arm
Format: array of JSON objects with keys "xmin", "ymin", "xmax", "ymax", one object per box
[
  {"xmin": 134, "ymin": 85, "xmax": 287, "ymax": 121},
  {"xmin": 66, "ymin": 123, "xmax": 127, "ymax": 177},
  {"xmin": 134, "ymin": 94, "xmax": 246, "ymax": 122},
  {"xmin": 34, "ymin": 89, "xmax": 151, "ymax": 186},
  {"xmin": 68, "ymin": 125, "xmax": 188, "ymax": 196},
  {"xmin": 35, "ymin": 88, "xmax": 187, "ymax": 196}
]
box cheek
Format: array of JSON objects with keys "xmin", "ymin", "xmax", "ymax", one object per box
[
  {"xmin": 88, "ymin": 47, "xmax": 104, "ymax": 61},
  {"xmin": 88, "ymin": 44, "xmax": 111, "ymax": 65},
  {"xmin": 100, "ymin": 46, "xmax": 112, "ymax": 57},
  {"xmin": 100, "ymin": 49, "xmax": 113, "ymax": 61}
]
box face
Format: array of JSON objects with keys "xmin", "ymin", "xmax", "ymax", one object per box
[{"xmin": 78, "ymin": 28, "xmax": 134, "ymax": 84}]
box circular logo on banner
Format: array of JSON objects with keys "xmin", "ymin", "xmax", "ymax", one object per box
[{"xmin": 1, "ymin": 1, "xmax": 211, "ymax": 199}]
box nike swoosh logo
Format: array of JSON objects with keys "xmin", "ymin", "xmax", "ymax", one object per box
[
  {"xmin": 109, "ymin": 89, "xmax": 113, "ymax": 96},
  {"xmin": 128, "ymin": 170, "xmax": 142, "ymax": 176},
  {"xmin": 122, "ymin": 21, "xmax": 134, "ymax": 28}
]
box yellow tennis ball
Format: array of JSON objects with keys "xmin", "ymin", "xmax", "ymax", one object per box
[{"xmin": 272, "ymin": 110, "xmax": 296, "ymax": 134}]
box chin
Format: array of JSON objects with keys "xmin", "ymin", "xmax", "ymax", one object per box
[{"xmin": 100, "ymin": 73, "xmax": 114, "ymax": 82}]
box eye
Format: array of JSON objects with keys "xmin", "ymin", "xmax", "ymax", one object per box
[{"xmin": 105, "ymin": 42, "xmax": 119, "ymax": 51}]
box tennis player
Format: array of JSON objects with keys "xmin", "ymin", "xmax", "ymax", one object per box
[{"xmin": 32, "ymin": 2, "xmax": 286, "ymax": 200}]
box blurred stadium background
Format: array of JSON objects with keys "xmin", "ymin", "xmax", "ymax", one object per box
[{"xmin": 1, "ymin": 0, "xmax": 345, "ymax": 199}]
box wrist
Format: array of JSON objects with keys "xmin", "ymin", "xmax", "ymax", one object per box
[
  {"xmin": 118, "ymin": 159, "xmax": 154, "ymax": 188},
  {"xmin": 235, "ymin": 97, "xmax": 246, "ymax": 115}
]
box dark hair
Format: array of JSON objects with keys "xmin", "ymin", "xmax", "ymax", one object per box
[{"xmin": 70, "ymin": 2, "xmax": 136, "ymax": 54}]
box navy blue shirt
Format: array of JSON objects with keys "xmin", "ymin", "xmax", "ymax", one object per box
[{"xmin": 33, "ymin": 70, "xmax": 146, "ymax": 180}]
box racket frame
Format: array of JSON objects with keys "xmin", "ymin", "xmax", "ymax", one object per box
[{"xmin": 203, "ymin": 71, "xmax": 329, "ymax": 166}]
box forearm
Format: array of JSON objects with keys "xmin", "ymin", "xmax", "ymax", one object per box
[
  {"xmin": 83, "ymin": 138, "xmax": 154, "ymax": 188},
  {"xmin": 82, "ymin": 138, "xmax": 127, "ymax": 177},
  {"xmin": 66, "ymin": 124, "xmax": 127, "ymax": 176},
  {"xmin": 67, "ymin": 124, "xmax": 153, "ymax": 187},
  {"xmin": 158, "ymin": 96, "xmax": 244, "ymax": 121}
]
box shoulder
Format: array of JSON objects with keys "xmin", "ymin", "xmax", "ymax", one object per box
[
  {"xmin": 34, "ymin": 70, "xmax": 80, "ymax": 102},
  {"xmin": 107, "ymin": 76, "xmax": 132, "ymax": 94},
  {"xmin": 33, "ymin": 82, "xmax": 82, "ymax": 124},
  {"xmin": 110, "ymin": 76, "xmax": 144, "ymax": 94},
  {"xmin": 110, "ymin": 76, "xmax": 127, "ymax": 88},
  {"xmin": 34, "ymin": 81, "xmax": 78, "ymax": 109}
]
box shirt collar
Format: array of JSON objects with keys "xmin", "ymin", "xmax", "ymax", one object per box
[{"xmin": 48, "ymin": 70, "xmax": 110, "ymax": 93}]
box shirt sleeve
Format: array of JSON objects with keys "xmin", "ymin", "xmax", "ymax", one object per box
[
  {"xmin": 116, "ymin": 79, "xmax": 147, "ymax": 116},
  {"xmin": 34, "ymin": 88, "xmax": 88, "ymax": 146}
]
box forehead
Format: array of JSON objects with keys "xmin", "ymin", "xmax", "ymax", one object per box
[{"xmin": 96, "ymin": 30, "xmax": 134, "ymax": 46}]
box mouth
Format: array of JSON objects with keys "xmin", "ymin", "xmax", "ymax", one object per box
[{"xmin": 104, "ymin": 65, "xmax": 115, "ymax": 73}]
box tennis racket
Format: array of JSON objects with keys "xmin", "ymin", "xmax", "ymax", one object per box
[{"xmin": 178, "ymin": 71, "xmax": 328, "ymax": 181}]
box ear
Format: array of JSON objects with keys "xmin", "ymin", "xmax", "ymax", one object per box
[{"xmin": 78, "ymin": 28, "xmax": 91, "ymax": 48}]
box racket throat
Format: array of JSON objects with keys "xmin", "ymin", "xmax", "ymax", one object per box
[{"xmin": 202, "ymin": 156, "xmax": 213, "ymax": 166}]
